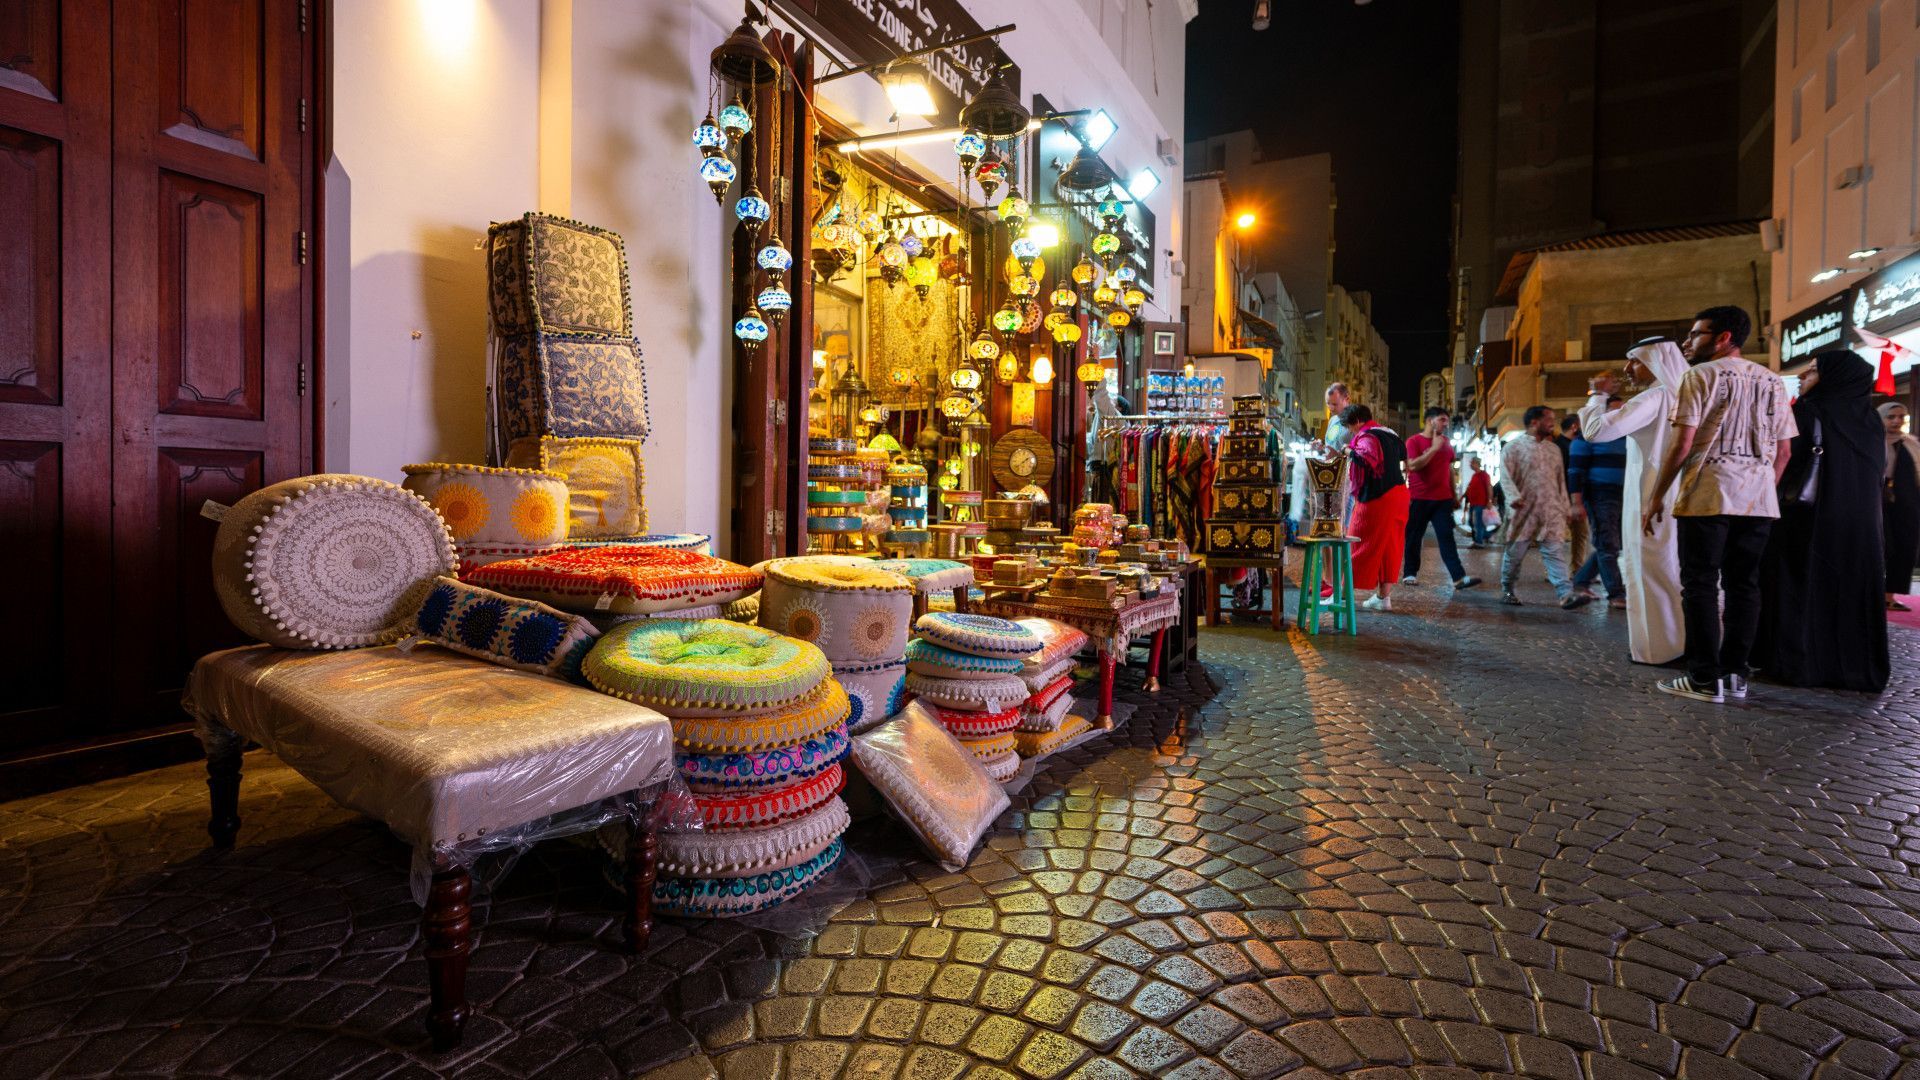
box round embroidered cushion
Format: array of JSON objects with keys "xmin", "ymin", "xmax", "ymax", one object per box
[
  {"xmin": 585, "ymin": 619, "xmax": 830, "ymax": 717},
  {"xmin": 928, "ymin": 703, "xmax": 1021, "ymax": 739},
  {"xmin": 871, "ymin": 558, "xmax": 974, "ymax": 594},
  {"xmin": 1015, "ymin": 713, "xmax": 1090, "ymax": 758},
  {"xmin": 913, "ymin": 612, "xmax": 1040, "ymax": 659},
  {"xmin": 658, "ymin": 797, "xmax": 850, "ymax": 878},
  {"xmin": 678, "ymin": 724, "xmax": 850, "ymax": 793},
  {"xmin": 1022, "ymin": 653, "xmax": 1078, "ymax": 694},
  {"xmin": 835, "ymin": 660, "xmax": 907, "ymax": 735},
  {"xmin": 958, "ymin": 732, "xmax": 1017, "ymax": 762},
  {"xmin": 569, "ymin": 533, "xmax": 713, "ymax": 555},
  {"xmin": 905, "ymin": 670, "xmax": 1028, "ymax": 713},
  {"xmin": 465, "ymin": 546, "xmax": 761, "ymax": 616},
  {"xmin": 692, "ymin": 763, "xmax": 846, "ymax": 828},
  {"xmin": 761, "ymin": 562, "xmax": 913, "ymax": 663},
  {"xmin": 212, "ymin": 474, "xmax": 456, "ymax": 650},
  {"xmin": 904, "ymin": 640, "xmax": 1024, "ymax": 679},
  {"xmin": 980, "ymin": 748, "xmax": 1020, "ymax": 782},
  {"xmin": 667, "ymin": 680, "xmax": 850, "ymax": 754},
  {"xmin": 652, "ymin": 837, "xmax": 843, "ymax": 918},
  {"xmin": 401, "ymin": 462, "xmax": 569, "ymax": 547}
]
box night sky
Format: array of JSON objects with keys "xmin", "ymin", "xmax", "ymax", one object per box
[{"xmin": 1185, "ymin": 0, "xmax": 1460, "ymax": 403}]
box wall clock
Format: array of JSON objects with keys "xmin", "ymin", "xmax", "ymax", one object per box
[{"xmin": 989, "ymin": 427, "xmax": 1055, "ymax": 492}]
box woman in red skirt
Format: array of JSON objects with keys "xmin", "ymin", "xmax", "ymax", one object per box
[{"xmin": 1341, "ymin": 404, "xmax": 1411, "ymax": 612}]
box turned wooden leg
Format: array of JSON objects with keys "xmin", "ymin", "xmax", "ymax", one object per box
[
  {"xmin": 423, "ymin": 866, "xmax": 473, "ymax": 1050},
  {"xmin": 206, "ymin": 739, "xmax": 241, "ymax": 849},
  {"xmin": 625, "ymin": 820, "xmax": 658, "ymax": 952},
  {"xmin": 912, "ymin": 593, "xmax": 929, "ymax": 621},
  {"xmin": 952, "ymin": 584, "xmax": 969, "ymax": 613},
  {"xmin": 1207, "ymin": 570, "xmax": 1221, "ymax": 627},
  {"xmin": 1097, "ymin": 650, "xmax": 1116, "ymax": 729},
  {"xmin": 1146, "ymin": 629, "xmax": 1166, "ymax": 693}
]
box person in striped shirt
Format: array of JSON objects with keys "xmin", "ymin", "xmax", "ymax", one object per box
[{"xmin": 1568, "ymin": 397, "xmax": 1629, "ymax": 608}]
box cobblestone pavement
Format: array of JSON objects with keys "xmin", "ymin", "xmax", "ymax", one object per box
[{"xmin": 5, "ymin": 546, "xmax": 1920, "ymax": 1080}]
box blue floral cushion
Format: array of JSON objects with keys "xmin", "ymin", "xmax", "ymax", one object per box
[
  {"xmin": 408, "ymin": 576, "xmax": 600, "ymax": 681},
  {"xmin": 905, "ymin": 639, "xmax": 1024, "ymax": 678},
  {"xmin": 914, "ymin": 612, "xmax": 1041, "ymax": 659}
]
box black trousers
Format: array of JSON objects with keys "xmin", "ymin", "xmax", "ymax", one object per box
[
  {"xmin": 1677, "ymin": 514, "xmax": 1773, "ymax": 685},
  {"xmin": 1402, "ymin": 498, "xmax": 1466, "ymax": 580}
]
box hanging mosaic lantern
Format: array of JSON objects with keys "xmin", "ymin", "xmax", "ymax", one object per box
[
  {"xmin": 996, "ymin": 189, "xmax": 1030, "ymax": 232},
  {"xmin": 939, "ymin": 248, "xmax": 968, "ymax": 284},
  {"xmin": 1043, "ymin": 310, "xmax": 1069, "ymax": 332},
  {"xmin": 1054, "ymin": 321, "xmax": 1084, "ymax": 345},
  {"xmin": 735, "ymin": 187, "xmax": 771, "ymax": 241},
  {"xmin": 857, "ymin": 207, "xmax": 885, "ymax": 237},
  {"xmin": 955, "ymin": 129, "xmax": 987, "ymax": 174},
  {"xmin": 1071, "ymin": 255, "xmax": 1098, "ymax": 287},
  {"xmin": 968, "ymin": 329, "xmax": 1001, "ymax": 364},
  {"xmin": 996, "ymin": 352, "xmax": 1021, "ymax": 384},
  {"xmin": 1010, "ymin": 236, "xmax": 1040, "ymax": 276},
  {"xmin": 1076, "ymin": 360, "xmax": 1103, "ymax": 383},
  {"xmin": 940, "ymin": 393, "xmax": 975, "ymax": 420},
  {"xmin": 904, "ymin": 255, "xmax": 939, "ymax": 299},
  {"xmin": 734, "ymin": 306, "xmax": 770, "ymax": 348},
  {"xmin": 1018, "ymin": 299, "xmax": 1043, "ymax": 335},
  {"xmin": 1009, "ymin": 273, "xmax": 1039, "ymax": 298},
  {"xmin": 951, "ymin": 365, "xmax": 983, "ymax": 391},
  {"xmin": 719, "ymin": 98, "xmax": 753, "ymax": 147},
  {"xmin": 900, "ymin": 233, "xmax": 924, "ymax": 257},
  {"xmin": 876, "ymin": 238, "xmax": 908, "ymax": 287},
  {"xmin": 700, "ymin": 156, "xmax": 737, "ymax": 202},
  {"xmin": 1093, "ymin": 283, "xmax": 1118, "ymax": 307},
  {"xmin": 1050, "ymin": 284, "xmax": 1078, "ymax": 309},
  {"xmin": 1097, "ymin": 196, "xmax": 1125, "ymax": 228},
  {"xmin": 976, "ymin": 152, "xmax": 1007, "ymax": 201},
  {"xmin": 1092, "ymin": 230, "xmax": 1121, "ymax": 268},
  {"xmin": 757, "ymin": 284, "xmax": 792, "ymax": 323},
  {"xmin": 1107, "ymin": 309, "xmax": 1132, "ymax": 328},
  {"xmin": 1112, "ymin": 265, "xmax": 1138, "ymax": 285},
  {"xmin": 1123, "ymin": 285, "xmax": 1147, "ymax": 312},
  {"xmin": 694, "ymin": 114, "xmax": 727, "ymax": 158},
  {"xmin": 991, "ymin": 301, "xmax": 1023, "ymax": 337},
  {"xmin": 757, "ymin": 238, "xmax": 793, "ymax": 284}
]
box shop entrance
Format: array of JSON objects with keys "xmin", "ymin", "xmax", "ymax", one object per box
[{"xmin": 0, "ymin": 1, "xmax": 318, "ymax": 782}]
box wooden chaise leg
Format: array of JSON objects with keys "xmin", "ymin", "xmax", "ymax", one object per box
[
  {"xmin": 206, "ymin": 739, "xmax": 242, "ymax": 849},
  {"xmin": 424, "ymin": 866, "xmax": 473, "ymax": 1050},
  {"xmin": 625, "ymin": 819, "xmax": 658, "ymax": 952}
]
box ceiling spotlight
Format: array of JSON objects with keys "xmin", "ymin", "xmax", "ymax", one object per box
[
  {"xmin": 1127, "ymin": 167, "xmax": 1161, "ymax": 200},
  {"xmin": 1810, "ymin": 267, "xmax": 1845, "ymax": 283},
  {"xmin": 1850, "ymin": 247, "xmax": 1883, "ymax": 260},
  {"xmin": 1082, "ymin": 109, "xmax": 1117, "ymax": 152},
  {"xmin": 879, "ymin": 58, "xmax": 938, "ymax": 118}
]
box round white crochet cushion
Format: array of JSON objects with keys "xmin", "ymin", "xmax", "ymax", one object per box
[{"xmin": 657, "ymin": 797, "xmax": 851, "ymax": 878}]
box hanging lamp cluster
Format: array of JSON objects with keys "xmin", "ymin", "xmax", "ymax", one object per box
[{"xmin": 698, "ymin": 13, "xmax": 797, "ymax": 351}]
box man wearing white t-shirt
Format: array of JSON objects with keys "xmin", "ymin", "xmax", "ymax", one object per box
[{"xmin": 1643, "ymin": 306, "xmax": 1796, "ymax": 703}]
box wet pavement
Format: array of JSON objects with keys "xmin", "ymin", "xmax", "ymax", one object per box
[{"xmin": 4, "ymin": 545, "xmax": 1919, "ymax": 1080}]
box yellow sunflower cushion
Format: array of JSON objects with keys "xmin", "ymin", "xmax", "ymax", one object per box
[
  {"xmin": 582, "ymin": 618, "xmax": 831, "ymax": 717},
  {"xmin": 506, "ymin": 435, "xmax": 646, "ymax": 539},
  {"xmin": 760, "ymin": 561, "xmax": 913, "ymax": 664},
  {"xmin": 401, "ymin": 462, "xmax": 570, "ymax": 548}
]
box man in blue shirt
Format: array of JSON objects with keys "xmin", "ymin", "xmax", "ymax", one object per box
[{"xmin": 1569, "ymin": 396, "xmax": 1629, "ymax": 607}]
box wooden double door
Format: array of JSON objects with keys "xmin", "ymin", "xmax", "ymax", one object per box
[{"xmin": 0, "ymin": 1, "xmax": 315, "ymax": 766}]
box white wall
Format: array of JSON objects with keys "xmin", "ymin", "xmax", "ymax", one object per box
[
  {"xmin": 1773, "ymin": 0, "xmax": 1920, "ymax": 323},
  {"xmin": 330, "ymin": 0, "xmax": 540, "ymax": 481}
]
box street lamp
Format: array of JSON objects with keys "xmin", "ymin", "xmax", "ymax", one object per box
[{"xmin": 1235, "ymin": 212, "xmax": 1257, "ymax": 230}]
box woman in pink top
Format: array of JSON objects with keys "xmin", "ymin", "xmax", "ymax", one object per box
[{"xmin": 1341, "ymin": 405, "xmax": 1412, "ymax": 611}]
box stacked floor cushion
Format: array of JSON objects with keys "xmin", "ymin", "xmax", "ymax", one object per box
[
  {"xmin": 583, "ymin": 618, "xmax": 850, "ymax": 916},
  {"xmin": 760, "ymin": 560, "xmax": 913, "ymax": 736},
  {"xmin": 464, "ymin": 546, "xmax": 760, "ymax": 616},
  {"xmin": 401, "ymin": 463, "xmax": 571, "ymax": 570},
  {"xmin": 904, "ymin": 613, "xmax": 1042, "ymax": 782},
  {"xmin": 1012, "ymin": 617, "xmax": 1090, "ymax": 744}
]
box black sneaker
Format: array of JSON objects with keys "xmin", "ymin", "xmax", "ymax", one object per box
[
  {"xmin": 1454, "ymin": 576, "xmax": 1482, "ymax": 589},
  {"xmin": 1657, "ymin": 675, "xmax": 1724, "ymax": 703},
  {"xmin": 1500, "ymin": 591, "xmax": 1522, "ymax": 606},
  {"xmin": 1724, "ymin": 674, "xmax": 1748, "ymax": 699},
  {"xmin": 1560, "ymin": 593, "xmax": 1593, "ymax": 610}
]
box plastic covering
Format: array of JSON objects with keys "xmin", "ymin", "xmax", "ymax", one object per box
[
  {"xmin": 185, "ymin": 643, "xmax": 686, "ymax": 903},
  {"xmin": 847, "ymin": 701, "xmax": 1009, "ymax": 871}
]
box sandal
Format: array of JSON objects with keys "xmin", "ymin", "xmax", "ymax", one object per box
[{"xmin": 1890, "ymin": 600, "xmax": 1912, "ymax": 612}]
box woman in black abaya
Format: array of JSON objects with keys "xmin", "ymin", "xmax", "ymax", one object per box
[{"xmin": 1755, "ymin": 350, "xmax": 1888, "ymax": 691}]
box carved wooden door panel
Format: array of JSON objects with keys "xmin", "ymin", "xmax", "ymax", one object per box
[
  {"xmin": 0, "ymin": 0, "xmax": 311, "ymax": 756},
  {"xmin": 0, "ymin": 3, "xmax": 115, "ymax": 753},
  {"xmin": 110, "ymin": 0, "xmax": 311, "ymax": 726}
]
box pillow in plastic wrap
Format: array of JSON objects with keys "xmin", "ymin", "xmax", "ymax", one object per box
[{"xmin": 849, "ymin": 701, "xmax": 1009, "ymax": 871}]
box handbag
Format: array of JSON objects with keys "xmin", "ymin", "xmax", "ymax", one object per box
[{"xmin": 1781, "ymin": 418, "xmax": 1822, "ymax": 508}]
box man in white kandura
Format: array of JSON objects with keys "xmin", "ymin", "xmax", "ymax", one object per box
[{"xmin": 1577, "ymin": 338, "xmax": 1688, "ymax": 664}]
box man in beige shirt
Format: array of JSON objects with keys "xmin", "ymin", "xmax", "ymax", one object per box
[{"xmin": 1643, "ymin": 305, "xmax": 1796, "ymax": 703}]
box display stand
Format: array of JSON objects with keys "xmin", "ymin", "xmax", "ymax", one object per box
[{"xmin": 1205, "ymin": 555, "xmax": 1286, "ymax": 631}]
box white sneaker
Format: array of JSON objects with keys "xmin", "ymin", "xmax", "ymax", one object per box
[
  {"xmin": 1656, "ymin": 675, "xmax": 1723, "ymax": 704},
  {"xmin": 1399, "ymin": 575, "xmax": 1419, "ymax": 585},
  {"xmin": 1724, "ymin": 674, "xmax": 1748, "ymax": 699},
  {"xmin": 1361, "ymin": 594, "xmax": 1392, "ymax": 612}
]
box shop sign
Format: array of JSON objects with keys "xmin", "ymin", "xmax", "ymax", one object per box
[
  {"xmin": 1854, "ymin": 250, "xmax": 1920, "ymax": 334},
  {"xmin": 1779, "ymin": 291, "xmax": 1850, "ymax": 366},
  {"xmin": 777, "ymin": 0, "xmax": 1013, "ymax": 121}
]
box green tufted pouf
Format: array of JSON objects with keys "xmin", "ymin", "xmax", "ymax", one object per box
[{"xmin": 583, "ymin": 618, "xmax": 830, "ymax": 718}]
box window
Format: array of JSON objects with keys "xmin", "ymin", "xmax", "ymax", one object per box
[{"xmin": 1588, "ymin": 319, "xmax": 1693, "ymax": 361}]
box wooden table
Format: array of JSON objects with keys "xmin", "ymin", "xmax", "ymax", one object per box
[
  {"xmin": 972, "ymin": 587, "xmax": 1183, "ymax": 728},
  {"xmin": 1204, "ymin": 554, "xmax": 1287, "ymax": 631}
]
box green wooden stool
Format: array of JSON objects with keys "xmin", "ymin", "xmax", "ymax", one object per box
[{"xmin": 1295, "ymin": 538, "xmax": 1357, "ymax": 635}]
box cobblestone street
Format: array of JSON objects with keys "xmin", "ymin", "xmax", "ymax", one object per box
[{"xmin": 4, "ymin": 549, "xmax": 1919, "ymax": 1080}]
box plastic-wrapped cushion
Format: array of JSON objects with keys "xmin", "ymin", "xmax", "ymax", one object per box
[
  {"xmin": 1017, "ymin": 688, "xmax": 1074, "ymax": 734},
  {"xmin": 958, "ymin": 732, "xmax": 1017, "ymax": 762},
  {"xmin": 848, "ymin": 702, "xmax": 1009, "ymax": 871},
  {"xmin": 691, "ymin": 763, "xmax": 845, "ymax": 828},
  {"xmin": 913, "ymin": 612, "xmax": 1040, "ymax": 659},
  {"xmin": 835, "ymin": 660, "xmax": 907, "ymax": 735},
  {"xmin": 1016, "ymin": 617, "xmax": 1089, "ymax": 672},
  {"xmin": 929, "ymin": 703, "xmax": 1021, "ymax": 739},
  {"xmin": 659, "ymin": 797, "xmax": 849, "ymax": 878},
  {"xmin": 1021, "ymin": 654, "xmax": 1078, "ymax": 694},
  {"xmin": 466, "ymin": 547, "xmax": 760, "ymax": 615},
  {"xmin": 761, "ymin": 561, "xmax": 913, "ymax": 662},
  {"xmin": 1014, "ymin": 713, "xmax": 1090, "ymax": 758},
  {"xmin": 211, "ymin": 474, "xmax": 457, "ymax": 649},
  {"xmin": 904, "ymin": 640, "xmax": 1024, "ymax": 679},
  {"xmin": 904, "ymin": 670, "xmax": 1027, "ymax": 713},
  {"xmin": 184, "ymin": 644, "xmax": 673, "ymax": 858},
  {"xmin": 583, "ymin": 619, "xmax": 827, "ymax": 716},
  {"xmin": 677, "ymin": 724, "xmax": 849, "ymax": 793},
  {"xmin": 1027, "ymin": 674, "xmax": 1075, "ymax": 713},
  {"xmin": 980, "ymin": 748, "xmax": 1021, "ymax": 783},
  {"xmin": 871, "ymin": 558, "xmax": 974, "ymax": 594},
  {"xmin": 653, "ymin": 838, "xmax": 844, "ymax": 918},
  {"xmin": 406, "ymin": 576, "xmax": 599, "ymax": 680},
  {"xmin": 401, "ymin": 462, "xmax": 569, "ymax": 547},
  {"xmin": 664, "ymin": 681, "xmax": 849, "ymax": 754}
]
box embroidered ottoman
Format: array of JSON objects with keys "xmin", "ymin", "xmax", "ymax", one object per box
[
  {"xmin": 401, "ymin": 463, "xmax": 569, "ymax": 549},
  {"xmin": 185, "ymin": 644, "xmax": 674, "ymax": 1048},
  {"xmin": 676, "ymin": 724, "xmax": 849, "ymax": 793},
  {"xmin": 904, "ymin": 671, "xmax": 1028, "ymax": 713},
  {"xmin": 835, "ymin": 659, "xmax": 908, "ymax": 734},
  {"xmin": 659, "ymin": 797, "xmax": 850, "ymax": 878},
  {"xmin": 914, "ymin": 612, "xmax": 1041, "ymax": 660},
  {"xmin": 583, "ymin": 619, "xmax": 831, "ymax": 720},
  {"xmin": 211, "ymin": 474, "xmax": 457, "ymax": 650},
  {"xmin": 466, "ymin": 547, "xmax": 760, "ymax": 616},
  {"xmin": 496, "ymin": 332, "xmax": 651, "ymax": 445},
  {"xmin": 905, "ymin": 640, "xmax": 1023, "ymax": 679},
  {"xmin": 505, "ymin": 436, "xmax": 647, "ymax": 539},
  {"xmin": 486, "ymin": 211, "xmax": 633, "ymax": 339},
  {"xmin": 760, "ymin": 561, "xmax": 913, "ymax": 663}
]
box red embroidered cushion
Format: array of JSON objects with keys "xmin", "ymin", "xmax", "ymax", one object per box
[{"xmin": 465, "ymin": 545, "xmax": 761, "ymax": 615}]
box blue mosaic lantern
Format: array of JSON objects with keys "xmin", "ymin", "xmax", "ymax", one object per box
[
  {"xmin": 734, "ymin": 306, "xmax": 770, "ymax": 348},
  {"xmin": 757, "ymin": 238, "xmax": 792, "ymax": 284},
  {"xmin": 954, "ymin": 129, "xmax": 987, "ymax": 173},
  {"xmin": 1112, "ymin": 264, "xmax": 1137, "ymax": 284},
  {"xmin": 757, "ymin": 285, "xmax": 792, "ymax": 323},
  {"xmin": 735, "ymin": 186, "xmax": 770, "ymax": 241},
  {"xmin": 1097, "ymin": 196, "xmax": 1125, "ymax": 228},
  {"xmin": 900, "ymin": 234, "xmax": 924, "ymax": 257},
  {"xmin": 700, "ymin": 156, "xmax": 736, "ymax": 203},
  {"xmin": 693, "ymin": 114, "xmax": 726, "ymax": 157},
  {"xmin": 1010, "ymin": 235, "xmax": 1040, "ymax": 275},
  {"xmin": 719, "ymin": 99, "xmax": 752, "ymax": 146}
]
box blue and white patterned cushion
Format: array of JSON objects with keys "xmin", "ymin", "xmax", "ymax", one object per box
[
  {"xmin": 408, "ymin": 576, "xmax": 600, "ymax": 680},
  {"xmin": 652, "ymin": 837, "xmax": 845, "ymax": 918},
  {"xmin": 913, "ymin": 612, "xmax": 1041, "ymax": 659},
  {"xmin": 905, "ymin": 639, "xmax": 1024, "ymax": 679}
]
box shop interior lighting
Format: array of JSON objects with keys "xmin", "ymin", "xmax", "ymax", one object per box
[
  {"xmin": 878, "ymin": 58, "xmax": 939, "ymax": 118},
  {"xmin": 1253, "ymin": 0, "xmax": 1272, "ymax": 30},
  {"xmin": 1025, "ymin": 222, "xmax": 1061, "ymax": 248},
  {"xmin": 837, "ymin": 118, "xmax": 1041, "ymax": 154},
  {"xmin": 1082, "ymin": 110, "xmax": 1117, "ymax": 152},
  {"xmin": 1810, "ymin": 267, "xmax": 1847, "ymax": 283},
  {"xmin": 1850, "ymin": 247, "xmax": 1883, "ymax": 260},
  {"xmin": 1126, "ymin": 167, "xmax": 1161, "ymax": 200}
]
